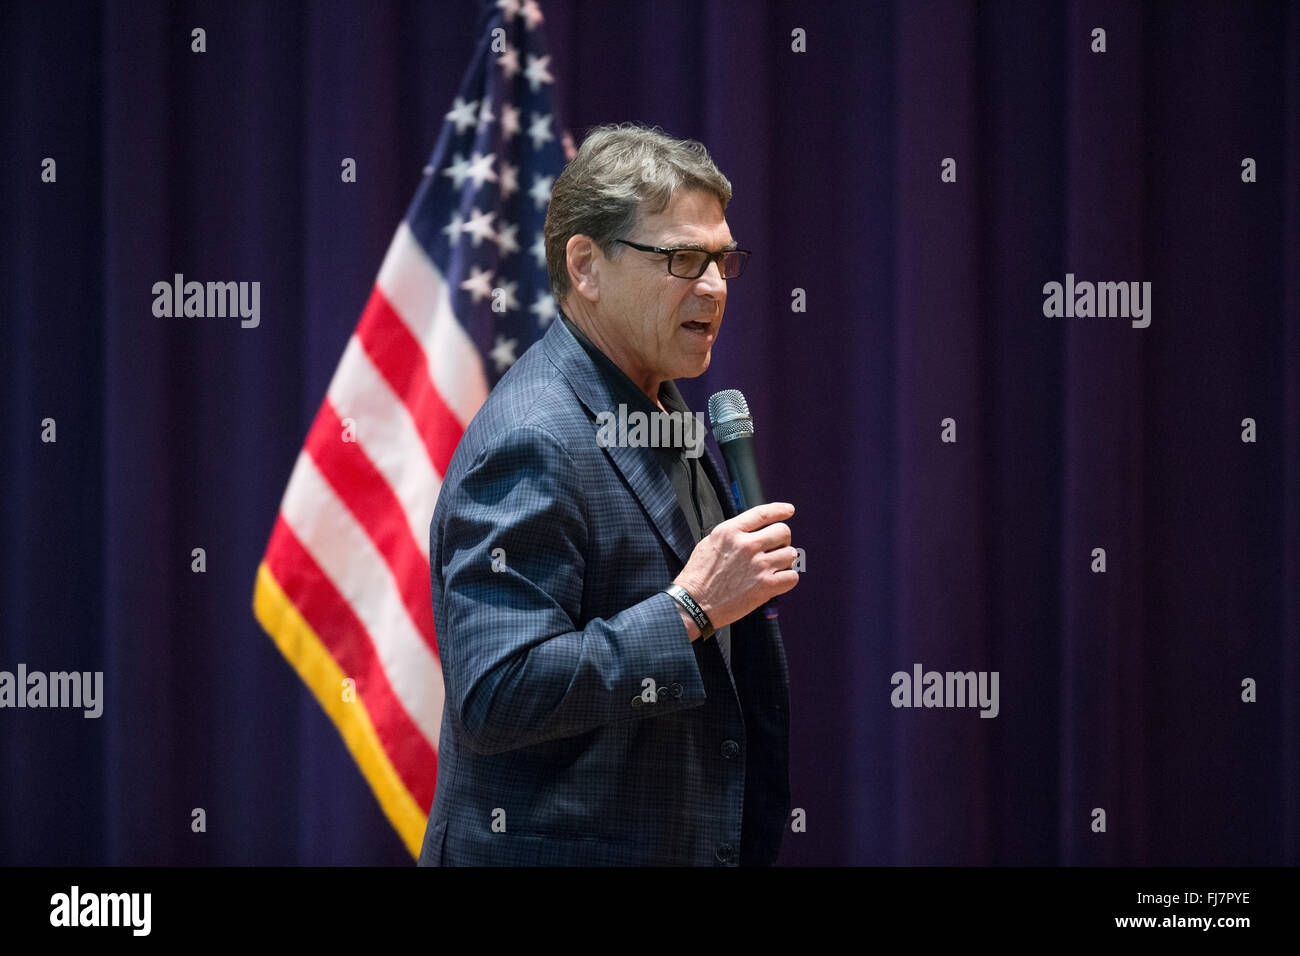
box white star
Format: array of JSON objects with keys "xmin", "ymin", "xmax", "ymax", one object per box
[
  {"xmin": 499, "ymin": 103, "xmax": 522, "ymax": 140},
  {"xmin": 529, "ymin": 174, "xmax": 554, "ymax": 211},
  {"xmin": 490, "ymin": 335, "xmax": 519, "ymax": 372},
  {"xmin": 477, "ymin": 99, "xmax": 495, "ymax": 128},
  {"xmin": 528, "ymin": 112, "xmax": 554, "ymax": 151},
  {"xmin": 531, "ymin": 291, "xmax": 557, "ymax": 327},
  {"xmin": 465, "ymin": 152, "xmax": 499, "ymax": 190},
  {"xmin": 442, "ymin": 210, "xmax": 465, "ymax": 242},
  {"xmin": 530, "ymin": 233, "xmax": 547, "ymax": 268},
  {"xmin": 493, "ymin": 221, "xmax": 520, "ymax": 258},
  {"xmin": 445, "ymin": 97, "xmax": 480, "ymax": 134},
  {"xmin": 461, "ymin": 207, "xmax": 496, "ymax": 246},
  {"xmin": 498, "ymin": 161, "xmax": 520, "ymax": 199},
  {"xmin": 521, "ymin": 0, "xmax": 544, "ymax": 30},
  {"xmin": 493, "ymin": 280, "xmax": 521, "ymax": 313},
  {"xmin": 496, "ymin": 0, "xmax": 521, "ymax": 23},
  {"xmin": 442, "ymin": 152, "xmax": 472, "ymax": 188},
  {"xmin": 524, "ymin": 54, "xmax": 554, "ymax": 93},
  {"xmin": 497, "ymin": 45, "xmax": 521, "ymax": 80},
  {"xmin": 460, "ymin": 266, "xmax": 495, "ymax": 303}
]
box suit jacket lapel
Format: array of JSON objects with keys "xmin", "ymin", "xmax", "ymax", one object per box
[{"xmin": 542, "ymin": 318, "xmax": 697, "ymax": 569}]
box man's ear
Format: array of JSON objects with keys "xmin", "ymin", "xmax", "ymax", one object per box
[{"xmin": 566, "ymin": 234, "xmax": 601, "ymax": 304}]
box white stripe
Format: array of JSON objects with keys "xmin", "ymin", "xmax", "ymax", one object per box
[
  {"xmin": 377, "ymin": 222, "xmax": 489, "ymax": 429},
  {"xmin": 326, "ymin": 334, "xmax": 441, "ymax": 561},
  {"xmin": 280, "ymin": 451, "xmax": 445, "ymax": 748}
]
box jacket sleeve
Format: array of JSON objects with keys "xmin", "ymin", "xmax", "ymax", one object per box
[{"xmin": 434, "ymin": 422, "xmax": 708, "ymax": 755}]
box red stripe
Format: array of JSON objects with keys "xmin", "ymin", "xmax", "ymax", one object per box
[
  {"xmin": 303, "ymin": 399, "xmax": 440, "ymax": 661},
  {"xmin": 356, "ymin": 285, "xmax": 465, "ymax": 477},
  {"xmin": 265, "ymin": 515, "xmax": 438, "ymax": 811}
]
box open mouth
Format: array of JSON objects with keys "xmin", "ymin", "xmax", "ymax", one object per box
[{"xmin": 681, "ymin": 320, "xmax": 713, "ymax": 333}]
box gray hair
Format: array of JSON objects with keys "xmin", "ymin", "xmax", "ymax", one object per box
[{"xmin": 543, "ymin": 122, "xmax": 733, "ymax": 307}]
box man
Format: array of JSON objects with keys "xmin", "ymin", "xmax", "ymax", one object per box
[{"xmin": 417, "ymin": 123, "xmax": 798, "ymax": 866}]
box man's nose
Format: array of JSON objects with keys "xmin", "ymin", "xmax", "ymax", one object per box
[{"xmin": 695, "ymin": 258, "xmax": 727, "ymax": 292}]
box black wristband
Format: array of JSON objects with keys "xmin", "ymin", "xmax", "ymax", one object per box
[{"xmin": 664, "ymin": 584, "xmax": 714, "ymax": 641}]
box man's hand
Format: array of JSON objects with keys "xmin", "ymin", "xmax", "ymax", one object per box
[{"xmin": 673, "ymin": 502, "xmax": 799, "ymax": 640}]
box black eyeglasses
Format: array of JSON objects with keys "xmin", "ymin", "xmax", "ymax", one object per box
[{"xmin": 613, "ymin": 238, "xmax": 751, "ymax": 279}]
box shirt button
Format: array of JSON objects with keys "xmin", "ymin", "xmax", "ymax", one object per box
[{"xmin": 721, "ymin": 739, "xmax": 740, "ymax": 759}]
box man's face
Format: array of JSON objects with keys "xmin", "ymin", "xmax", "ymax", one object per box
[{"xmin": 594, "ymin": 188, "xmax": 734, "ymax": 386}]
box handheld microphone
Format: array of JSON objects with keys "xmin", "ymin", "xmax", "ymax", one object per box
[
  {"xmin": 709, "ymin": 389, "xmax": 781, "ymax": 620},
  {"xmin": 708, "ymin": 389, "xmax": 765, "ymax": 512}
]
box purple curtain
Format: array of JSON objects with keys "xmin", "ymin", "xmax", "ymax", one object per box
[{"xmin": 2, "ymin": 0, "xmax": 1295, "ymax": 865}]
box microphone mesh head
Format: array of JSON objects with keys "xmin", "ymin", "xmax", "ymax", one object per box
[{"xmin": 708, "ymin": 389, "xmax": 754, "ymax": 444}]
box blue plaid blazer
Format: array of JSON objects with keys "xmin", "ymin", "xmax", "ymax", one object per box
[{"xmin": 417, "ymin": 316, "xmax": 791, "ymax": 866}]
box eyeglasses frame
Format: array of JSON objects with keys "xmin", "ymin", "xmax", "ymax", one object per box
[{"xmin": 612, "ymin": 238, "xmax": 751, "ymax": 280}]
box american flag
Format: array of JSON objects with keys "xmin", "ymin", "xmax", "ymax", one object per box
[{"xmin": 252, "ymin": 0, "xmax": 572, "ymax": 858}]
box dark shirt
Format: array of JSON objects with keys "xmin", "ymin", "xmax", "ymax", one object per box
[{"xmin": 559, "ymin": 310, "xmax": 733, "ymax": 672}]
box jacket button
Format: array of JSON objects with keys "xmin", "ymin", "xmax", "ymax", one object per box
[
  {"xmin": 721, "ymin": 739, "xmax": 740, "ymax": 759},
  {"xmin": 715, "ymin": 843, "xmax": 737, "ymax": 864},
  {"xmin": 670, "ymin": 682, "xmax": 683, "ymax": 698}
]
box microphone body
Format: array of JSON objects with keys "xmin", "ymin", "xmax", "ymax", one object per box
[
  {"xmin": 709, "ymin": 389, "xmax": 780, "ymax": 618},
  {"xmin": 720, "ymin": 434, "xmax": 764, "ymax": 512},
  {"xmin": 707, "ymin": 389, "xmax": 766, "ymax": 511}
]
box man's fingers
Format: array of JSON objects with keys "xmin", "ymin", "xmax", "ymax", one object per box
[
  {"xmin": 764, "ymin": 546, "xmax": 799, "ymax": 570},
  {"xmin": 750, "ymin": 522, "xmax": 792, "ymax": 552},
  {"xmin": 768, "ymin": 568, "xmax": 800, "ymax": 595},
  {"xmin": 727, "ymin": 501, "xmax": 795, "ymax": 534}
]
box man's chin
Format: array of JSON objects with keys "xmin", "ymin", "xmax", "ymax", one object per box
[{"xmin": 674, "ymin": 350, "xmax": 712, "ymax": 379}]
